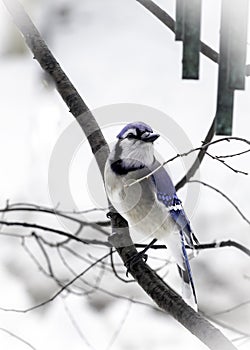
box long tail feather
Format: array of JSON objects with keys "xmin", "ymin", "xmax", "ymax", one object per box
[
  {"xmin": 179, "ymin": 230, "xmax": 197, "ymax": 310},
  {"xmin": 164, "ymin": 231, "xmax": 198, "ymax": 310}
]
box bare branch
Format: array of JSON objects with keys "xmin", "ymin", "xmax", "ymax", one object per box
[
  {"xmin": 55, "ymin": 223, "xmax": 84, "ymax": 247},
  {"xmin": 0, "ymin": 205, "xmax": 110, "ymax": 235},
  {"xmin": 216, "ymin": 148, "xmax": 250, "ymax": 159},
  {"xmin": 62, "ymin": 300, "xmax": 96, "ymax": 350},
  {"xmin": 0, "ymin": 252, "xmax": 111, "ymax": 313},
  {"xmin": 0, "ymin": 327, "xmax": 37, "ymax": 350},
  {"xmin": 21, "ymin": 236, "xmax": 80, "ymax": 295},
  {"xmin": 193, "ymin": 240, "xmax": 250, "ymax": 257},
  {"xmin": 105, "ymin": 301, "xmax": 132, "ymax": 350},
  {"xmin": 206, "ymin": 152, "xmax": 248, "ymax": 175},
  {"xmin": 137, "ymin": 238, "xmax": 250, "ymax": 257},
  {"xmin": 203, "ymin": 312, "xmax": 250, "ymax": 338},
  {"xmin": 211, "ymin": 299, "xmax": 250, "ymax": 316},
  {"xmin": 6, "ymin": 201, "xmax": 108, "ymax": 215},
  {"xmin": 57, "ymin": 246, "xmax": 107, "ymax": 296},
  {"xmin": 0, "ymin": 220, "xmax": 110, "ymax": 246},
  {"xmin": 126, "ymin": 136, "xmax": 250, "ymax": 188},
  {"xmin": 33, "ymin": 233, "xmax": 55, "ymax": 277},
  {"xmin": 189, "ymin": 180, "xmax": 250, "ymax": 226}
]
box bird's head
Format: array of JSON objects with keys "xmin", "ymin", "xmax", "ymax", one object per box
[
  {"xmin": 110, "ymin": 122, "xmax": 160, "ymax": 172},
  {"xmin": 117, "ymin": 121, "xmax": 159, "ymax": 144}
]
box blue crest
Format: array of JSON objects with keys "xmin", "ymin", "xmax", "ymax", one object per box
[{"xmin": 117, "ymin": 122, "xmax": 153, "ymax": 139}]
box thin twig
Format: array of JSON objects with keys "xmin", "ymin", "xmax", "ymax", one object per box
[
  {"xmin": 110, "ymin": 248, "xmax": 135, "ymax": 283},
  {"xmin": 189, "ymin": 180, "xmax": 250, "ymax": 226},
  {"xmin": 33, "ymin": 232, "xmax": 55, "ymax": 276},
  {"xmin": 6, "ymin": 201, "xmax": 108, "ymax": 215},
  {"xmin": 0, "ymin": 220, "xmax": 110, "ymax": 247},
  {"xmin": 55, "ymin": 223, "xmax": 84, "ymax": 247},
  {"xmin": 21, "ymin": 236, "xmax": 76, "ymax": 293},
  {"xmin": 0, "ymin": 252, "xmax": 111, "ymax": 313},
  {"xmin": 57, "ymin": 246, "xmax": 107, "ymax": 296},
  {"xmin": 0, "ymin": 327, "xmax": 37, "ymax": 350},
  {"xmin": 0, "ymin": 205, "xmax": 109, "ymax": 235},
  {"xmin": 56, "ymin": 247, "xmax": 94, "ymax": 296},
  {"xmin": 216, "ymin": 148, "xmax": 250, "ymax": 159},
  {"xmin": 62, "ymin": 299, "xmax": 96, "ymax": 350},
  {"xmin": 126, "ymin": 136, "xmax": 250, "ymax": 188},
  {"xmin": 105, "ymin": 300, "xmax": 132, "ymax": 350},
  {"xmin": 193, "ymin": 240, "xmax": 250, "ymax": 257},
  {"xmin": 203, "ymin": 313, "xmax": 250, "ymax": 338},
  {"xmin": 206, "ymin": 152, "xmax": 248, "ymax": 175},
  {"xmin": 211, "ymin": 299, "xmax": 250, "ymax": 316}
]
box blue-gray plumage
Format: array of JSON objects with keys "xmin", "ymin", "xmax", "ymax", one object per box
[{"xmin": 104, "ymin": 121, "xmax": 198, "ymax": 309}]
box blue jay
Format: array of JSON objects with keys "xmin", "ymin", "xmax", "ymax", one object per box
[{"xmin": 104, "ymin": 121, "xmax": 198, "ymax": 309}]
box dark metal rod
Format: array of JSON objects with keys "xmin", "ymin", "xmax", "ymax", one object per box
[
  {"xmin": 175, "ymin": 0, "xmax": 184, "ymax": 41},
  {"xmin": 228, "ymin": 0, "xmax": 249, "ymax": 90},
  {"xmin": 182, "ymin": 0, "xmax": 202, "ymax": 79},
  {"xmin": 215, "ymin": 0, "xmax": 235, "ymax": 135}
]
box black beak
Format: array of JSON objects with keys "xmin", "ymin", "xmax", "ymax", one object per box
[{"xmin": 141, "ymin": 133, "xmax": 160, "ymax": 143}]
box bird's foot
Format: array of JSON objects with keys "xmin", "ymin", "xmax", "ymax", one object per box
[
  {"xmin": 106, "ymin": 211, "xmax": 114, "ymax": 219},
  {"xmin": 125, "ymin": 252, "xmax": 148, "ymax": 277}
]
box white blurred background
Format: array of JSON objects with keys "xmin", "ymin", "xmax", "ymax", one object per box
[{"xmin": 0, "ymin": 0, "xmax": 250, "ymax": 349}]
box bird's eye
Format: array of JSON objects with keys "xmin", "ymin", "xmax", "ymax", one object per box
[{"xmin": 126, "ymin": 133, "xmax": 135, "ymax": 139}]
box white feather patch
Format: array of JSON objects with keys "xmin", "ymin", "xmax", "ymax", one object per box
[
  {"xmin": 167, "ymin": 204, "xmax": 183, "ymax": 211},
  {"xmin": 121, "ymin": 128, "xmax": 137, "ymax": 138}
]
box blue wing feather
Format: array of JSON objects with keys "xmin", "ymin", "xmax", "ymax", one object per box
[
  {"xmin": 151, "ymin": 161, "xmax": 195, "ymax": 247},
  {"xmin": 151, "ymin": 160, "xmax": 198, "ymax": 308}
]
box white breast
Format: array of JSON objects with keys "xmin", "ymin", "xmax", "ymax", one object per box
[{"xmin": 104, "ymin": 161, "xmax": 178, "ymax": 242}]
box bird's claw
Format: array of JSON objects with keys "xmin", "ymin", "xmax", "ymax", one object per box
[
  {"xmin": 124, "ymin": 252, "xmax": 148, "ymax": 277},
  {"xmin": 106, "ymin": 211, "xmax": 113, "ymax": 219}
]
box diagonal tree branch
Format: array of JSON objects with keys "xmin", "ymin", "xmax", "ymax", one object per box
[{"xmin": 2, "ymin": 1, "xmax": 237, "ymax": 349}]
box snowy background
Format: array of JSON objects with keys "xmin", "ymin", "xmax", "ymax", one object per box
[{"xmin": 0, "ymin": 0, "xmax": 250, "ymax": 349}]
